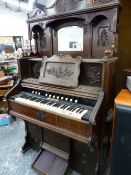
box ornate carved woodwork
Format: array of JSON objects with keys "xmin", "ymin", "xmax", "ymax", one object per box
[
  {"xmin": 39, "ymin": 55, "xmax": 82, "ymax": 87},
  {"xmin": 29, "ymin": 0, "xmax": 119, "ymax": 18},
  {"xmin": 6, "ymin": 0, "xmax": 120, "ymax": 175},
  {"xmin": 27, "ymin": 0, "xmax": 119, "ymax": 58}
]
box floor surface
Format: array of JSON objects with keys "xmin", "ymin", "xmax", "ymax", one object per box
[
  {"xmin": 0, "ymin": 118, "xmax": 38, "ymax": 175},
  {"xmin": 0, "ymin": 118, "xmax": 80, "ymax": 175}
]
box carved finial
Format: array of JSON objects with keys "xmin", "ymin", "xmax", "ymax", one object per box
[
  {"xmin": 111, "ymin": 42, "xmax": 117, "ymax": 56},
  {"xmin": 76, "ymin": 56, "xmax": 83, "ymax": 62},
  {"xmin": 86, "ymin": 0, "xmax": 93, "ymax": 4},
  {"xmin": 59, "ymin": 54, "xmax": 65, "ymax": 58},
  {"xmin": 104, "ymin": 49, "xmax": 111, "ymax": 59},
  {"xmin": 104, "ymin": 42, "xmax": 117, "ymax": 59}
]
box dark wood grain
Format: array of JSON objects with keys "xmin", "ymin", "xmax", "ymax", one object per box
[{"xmin": 6, "ymin": 1, "xmax": 120, "ymax": 174}]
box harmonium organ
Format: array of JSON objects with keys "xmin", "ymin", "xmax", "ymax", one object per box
[{"xmin": 6, "ymin": 0, "xmax": 120, "ymax": 175}]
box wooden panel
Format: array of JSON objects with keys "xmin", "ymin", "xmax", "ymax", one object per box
[
  {"xmin": 26, "ymin": 122, "xmax": 43, "ymax": 151},
  {"xmin": 70, "ymin": 140, "xmax": 97, "ymax": 175},
  {"xmin": 92, "ymin": 16, "xmax": 114, "ymax": 58},
  {"xmin": 17, "ymin": 58, "xmax": 30, "ymax": 79},
  {"xmin": 32, "ymin": 150, "xmax": 68, "ymax": 175},
  {"xmin": 8, "ymin": 100, "xmax": 92, "ymax": 143},
  {"xmin": 43, "ymin": 128, "xmax": 70, "ymax": 153}
]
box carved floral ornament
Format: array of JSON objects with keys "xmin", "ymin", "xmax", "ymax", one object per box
[
  {"xmin": 98, "ymin": 27, "xmax": 110, "ymax": 47},
  {"xmin": 87, "ymin": 66, "xmax": 101, "ymax": 84},
  {"xmin": 46, "ymin": 66, "xmax": 74, "ymax": 79}
]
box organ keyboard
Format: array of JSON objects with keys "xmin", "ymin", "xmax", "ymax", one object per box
[
  {"xmin": 14, "ymin": 91, "xmax": 91, "ymax": 121},
  {"xmin": 10, "ymin": 84, "xmax": 104, "ymax": 123}
]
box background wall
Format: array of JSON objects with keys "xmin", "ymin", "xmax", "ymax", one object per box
[
  {"xmin": 116, "ymin": 0, "xmax": 131, "ymax": 93},
  {"xmin": 0, "ymin": 5, "xmax": 28, "ymax": 40}
]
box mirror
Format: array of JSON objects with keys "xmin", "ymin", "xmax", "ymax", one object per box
[{"xmin": 58, "ymin": 26, "xmax": 83, "ymax": 51}]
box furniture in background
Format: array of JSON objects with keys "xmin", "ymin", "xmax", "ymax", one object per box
[
  {"xmin": 0, "ymin": 76, "xmax": 14, "ymax": 113},
  {"xmin": 110, "ymin": 89, "xmax": 131, "ymax": 175},
  {"xmin": 122, "ymin": 68, "xmax": 131, "ymax": 88}
]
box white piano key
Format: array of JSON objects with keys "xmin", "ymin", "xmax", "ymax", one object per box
[{"xmin": 76, "ymin": 109, "xmax": 88, "ymax": 119}]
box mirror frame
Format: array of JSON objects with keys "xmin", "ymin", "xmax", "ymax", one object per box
[
  {"xmin": 57, "ymin": 26, "xmax": 84, "ymax": 52},
  {"xmin": 50, "ymin": 19, "xmax": 91, "ymax": 58}
]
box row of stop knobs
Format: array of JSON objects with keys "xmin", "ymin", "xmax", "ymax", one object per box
[{"xmin": 31, "ymin": 90, "xmax": 78, "ymax": 103}]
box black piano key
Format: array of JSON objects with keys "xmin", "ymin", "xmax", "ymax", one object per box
[
  {"xmin": 27, "ymin": 96, "xmax": 33, "ymax": 100},
  {"xmin": 53, "ymin": 103, "xmax": 59, "ymax": 107},
  {"xmin": 67, "ymin": 106, "xmax": 74, "ymax": 111},
  {"xmin": 34, "ymin": 99, "xmax": 40, "ymax": 102},
  {"xmin": 60, "ymin": 104, "xmax": 66, "ymax": 109},
  {"xmin": 66, "ymin": 106, "xmax": 71, "ymax": 111},
  {"xmin": 38, "ymin": 99, "xmax": 45, "ymax": 103},
  {"xmin": 43, "ymin": 99, "xmax": 49, "ymax": 103},
  {"xmin": 62, "ymin": 105, "xmax": 70, "ymax": 109},
  {"xmin": 36, "ymin": 99, "xmax": 42, "ymax": 102},
  {"xmin": 58, "ymin": 104, "xmax": 64, "ymax": 108},
  {"xmin": 76, "ymin": 108, "xmax": 82, "ymax": 113},
  {"xmin": 21, "ymin": 96, "xmax": 26, "ymax": 99},
  {"xmin": 51, "ymin": 103, "xmax": 57, "ymax": 106},
  {"xmin": 40, "ymin": 100, "xmax": 46, "ymax": 104},
  {"xmin": 54, "ymin": 103, "xmax": 59, "ymax": 106},
  {"xmin": 79, "ymin": 109, "xmax": 84, "ymax": 114},
  {"xmin": 71, "ymin": 106, "xmax": 78, "ymax": 112},
  {"xmin": 40, "ymin": 100, "xmax": 49, "ymax": 104},
  {"xmin": 55, "ymin": 104, "xmax": 62, "ymax": 107},
  {"xmin": 59, "ymin": 104, "xmax": 65, "ymax": 109},
  {"xmin": 47, "ymin": 102, "xmax": 54, "ymax": 106},
  {"xmin": 52, "ymin": 104, "xmax": 57, "ymax": 107},
  {"xmin": 51, "ymin": 102, "xmax": 57, "ymax": 106},
  {"xmin": 31, "ymin": 97, "xmax": 37, "ymax": 101}
]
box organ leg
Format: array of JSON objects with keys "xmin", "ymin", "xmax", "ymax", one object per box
[{"xmin": 22, "ymin": 121, "xmax": 43, "ymax": 153}]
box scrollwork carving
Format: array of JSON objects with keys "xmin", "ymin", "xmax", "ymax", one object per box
[{"xmin": 28, "ymin": 9, "xmax": 44, "ymax": 18}]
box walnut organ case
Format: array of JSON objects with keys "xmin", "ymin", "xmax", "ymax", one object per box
[{"xmin": 6, "ymin": 0, "xmax": 120, "ymax": 175}]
